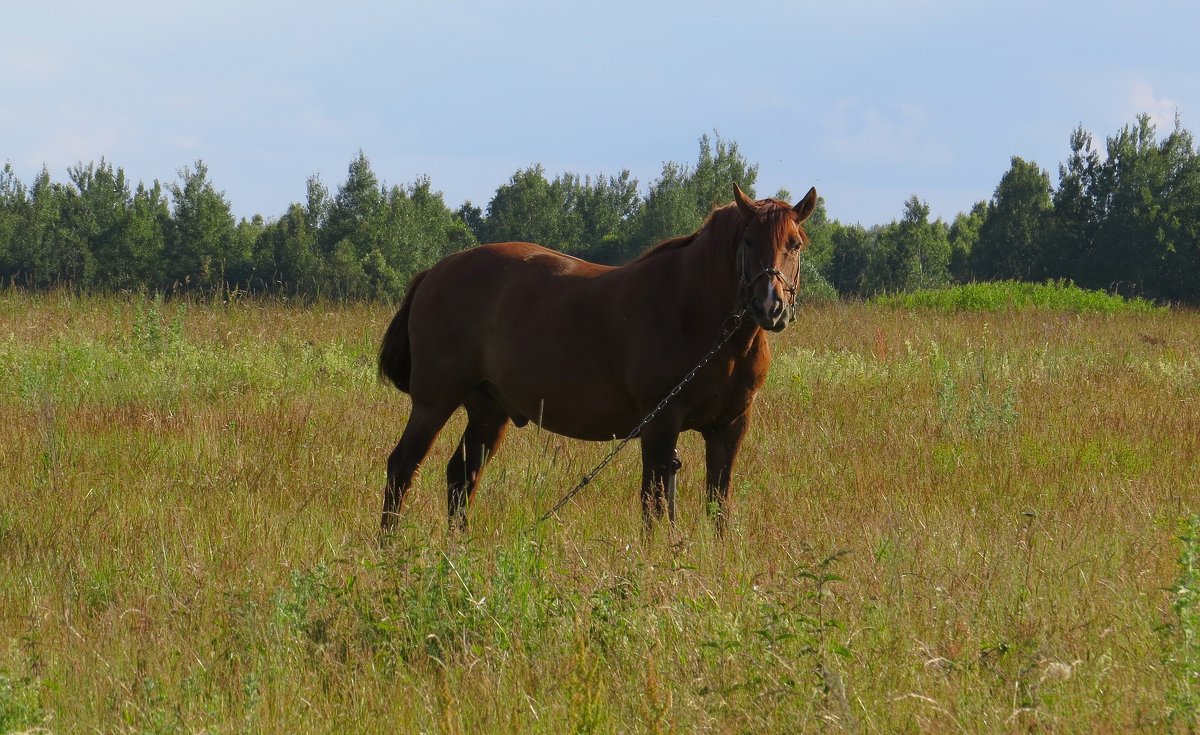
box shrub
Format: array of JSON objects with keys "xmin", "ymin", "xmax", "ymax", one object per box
[{"xmin": 870, "ymin": 279, "xmax": 1162, "ymax": 313}]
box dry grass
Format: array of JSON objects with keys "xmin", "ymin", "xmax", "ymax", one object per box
[{"xmin": 1, "ymin": 291, "xmax": 1197, "ymax": 733}]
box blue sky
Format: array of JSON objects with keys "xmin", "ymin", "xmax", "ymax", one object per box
[{"xmin": 5, "ymin": 1, "xmax": 1198, "ymax": 226}]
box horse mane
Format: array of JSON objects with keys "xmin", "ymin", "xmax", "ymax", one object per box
[{"xmin": 632, "ymin": 199, "xmax": 797, "ymax": 263}]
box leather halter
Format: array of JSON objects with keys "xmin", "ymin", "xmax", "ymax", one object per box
[{"xmin": 736, "ymin": 233, "xmax": 800, "ymax": 323}]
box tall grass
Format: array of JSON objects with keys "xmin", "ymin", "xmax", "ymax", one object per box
[{"xmin": 0, "ymin": 290, "xmax": 1197, "ymax": 732}]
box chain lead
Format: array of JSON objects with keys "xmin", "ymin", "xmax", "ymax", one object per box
[{"xmin": 529, "ymin": 308, "xmax": 747, "ymax": 530}]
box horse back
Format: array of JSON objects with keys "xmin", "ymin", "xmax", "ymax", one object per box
[{"xmin": 397, "ymin": 241, "xmax": 767, "ymax": 440}]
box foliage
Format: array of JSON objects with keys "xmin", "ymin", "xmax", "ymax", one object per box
[
  {"xmin": 1167, "ymin": 515, "xmax": 1200, "ymax": 727},
  {"xmin": 970, "ymin": 156, "xmax": 1053, "ymax": 281},
  {"xmin": 165, "ymin": 160, "xmax": 241, "ymax": 291},
  {"xmin": 821, "ymin": 222, "xmax": 873, "ymax": 297},
  {"xmin": 870, "ymin": 279, "xmax": 1162, "ymax": 313},
  {"xmin": 0, "ymin": 670, "xmax": 45, "ymax": 733},
  {"xmin": 991, "ymin": 115, "xmax": 1200, "ymax": 302},
  {"xmin": 870, "ymin": 195, "xmax": 952, "ymax": 293},
  {"xmin": 3, "ymin": 118, "xmax": 1200, "ymax": 301},
  {"xmin": 812, "ymin": 196, "xmax": 950, "ymax": 298},
  {"xmin": 479, "ymin": 166, "xmax": 638, "ymax": 262},
  {"xmin": 948, "ymin": 201, "xmax": 986, "ymax": 282},
  {"xmin": 614, "ymin": 132, "xmax": 758, "ymax": 263}
]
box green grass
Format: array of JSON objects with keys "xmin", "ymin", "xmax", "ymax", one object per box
[
  {"xmin": 871, "ymin": 279, "xmax": 1164, "ymax": 314},
  {"xmin": 1166, "ymin": 514, "xmax": 1200, "ymax": 727},
  {"xmin": 0, "ymin": 291, "xmax": 1197, "ymax": 732}
]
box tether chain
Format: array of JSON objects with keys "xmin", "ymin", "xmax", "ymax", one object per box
[{"xmin": 529, "ymin": 308, "xmax": 748, "ymax": 530}]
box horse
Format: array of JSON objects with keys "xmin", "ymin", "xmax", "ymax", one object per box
[{"xmin": 377, "ymin": 183, "xmax": 818, "ymax": 534}]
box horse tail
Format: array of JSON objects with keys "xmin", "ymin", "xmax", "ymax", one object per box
[{"xmin": 378, "ymin": 269, "xmax": 428, "ymax": 394}]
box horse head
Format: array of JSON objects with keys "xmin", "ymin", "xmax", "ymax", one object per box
[{"xmin": 733, "ymin": 183, "xmax": 818, "ymax": 332}]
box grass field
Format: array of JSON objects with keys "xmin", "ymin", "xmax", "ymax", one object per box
[{"xmin": 1, "ymin": 290, "xmax": 1198, "ymax": 733}]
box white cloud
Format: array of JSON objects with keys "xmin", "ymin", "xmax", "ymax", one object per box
[
  {"xmin": 27, "ymin": 126, "xmax": 120, "ymax": 173},
  {"xmin": 168, "ymin": 135, "xmax": 201, "ymax": 152},
  {"xmin": 822, "ymin": 99, "xmax": 954, "ymax": 168},
  {"xmin": 1130, "ymin": 82, "xmax": 1179, "ymax": 130},
  {"xmin": 4, "ymin": 51, "xmax": 65, "ymax": 81},
  {"xmin": 3, "ymin": 104, "xmax": 128, "ymax": 173}
]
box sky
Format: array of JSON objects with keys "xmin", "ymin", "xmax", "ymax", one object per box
[{"xmin": 4, "ymin": 0, "xmax": 1198, "ymax": 227}]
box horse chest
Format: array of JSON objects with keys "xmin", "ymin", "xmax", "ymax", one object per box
[{"xmin": 678, "ymin": 350, "xmax": 768, "ymax": 430}]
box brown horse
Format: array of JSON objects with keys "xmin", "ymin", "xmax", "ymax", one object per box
[{"xmin": 378, "ymin": 183, "xmax": 817, "ymax": 533}]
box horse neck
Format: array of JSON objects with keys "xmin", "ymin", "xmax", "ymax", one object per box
[{"xmin": 678, "ymin": 225, "xmax": 758, "ymax": 341}]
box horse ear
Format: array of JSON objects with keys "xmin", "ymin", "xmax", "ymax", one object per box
[
  {"xmin": 793, "ymin": 187, "xmax": 818, "ymax": 223},
  {"xmin": 733, "ymin": 183, "xmax": 757, "ymax": 220}
]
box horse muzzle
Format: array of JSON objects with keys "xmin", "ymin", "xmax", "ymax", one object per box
[
  {"xmin": 752, "ymin": 310, "xmax": 791, "ymax": 332},
  {"xmin": 747, "ymin": 284, "xmax": 794, "ymax": 332}
]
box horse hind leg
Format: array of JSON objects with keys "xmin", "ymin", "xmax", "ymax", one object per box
[
  {"xmin": 446, "ymin": 400, "xmax": 510, "ymax": 531},
  {"xmin": 381, "ymin": 401, "xmax": 457, "ymax": 532}
]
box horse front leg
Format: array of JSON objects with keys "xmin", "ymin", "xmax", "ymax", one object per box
[
  {"xmin": 639, "ymin": 425, "xmax": 681, "ymax": 533},
  {"xmin": 702, "ymin": 410, "xmax": 751, "ymax": 537},
  {"xmin": 664, "ymin": 449, "xmax": 683, "ymax": 524}
]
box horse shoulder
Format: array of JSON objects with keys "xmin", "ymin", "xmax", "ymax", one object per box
[{"xmin": 720, "ymin": 332, "xmax": 773, "ymax": 413}]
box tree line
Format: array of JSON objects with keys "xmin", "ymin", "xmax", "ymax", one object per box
[
  {"xmin": 2, "ymin": 119, "xmax": 1198, "ymax": 303},
  {"xmin": 812, "ymin": 114, "xmax": 1200, "ymax": 303}
]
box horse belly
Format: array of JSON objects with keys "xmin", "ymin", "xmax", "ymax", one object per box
[{"xmin": 483, "ymin": 369, "xmax": 638, "ymax": 442}]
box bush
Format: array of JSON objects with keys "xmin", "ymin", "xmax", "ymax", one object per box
[{"xmin": 870, "ymin": 280, "xmax": 1162, "ymax": 314}]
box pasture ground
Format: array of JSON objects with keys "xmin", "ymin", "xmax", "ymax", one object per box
[{"xmin": 1, "ymin": 291, "xmax": 1197, "ymax": 733}]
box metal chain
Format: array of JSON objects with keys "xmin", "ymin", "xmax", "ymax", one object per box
[{"xmin": 529, "ymin": 308, "xmax": 747, "ymax": 530}]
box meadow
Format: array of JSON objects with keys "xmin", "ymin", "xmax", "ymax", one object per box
[{"xmin": 0, "ymin": 289, "xmax": 1197, "ymax": 733}]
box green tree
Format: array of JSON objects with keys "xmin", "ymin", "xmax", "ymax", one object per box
[
  {"xmin": 307, "ymin": 154, "xmax": 474, "ymax": 299},
  {"xmin": 1044, "ymin": 116, "xmax": 1200, "ymax": 301},
  {"xmin": 479, "ymin": 165, "xmax": 566, "ymax": 248},
  {"xmin": 948, "ymin": 201, "xmax": 987, "ymax": 283},
  {"xmin": 323, "ymin": 239, "xmax": 368, "ymax": 298},
  {"xmin": 321, "ymin": 151, "xmax": 384, "ymax": 259},
  {"xmin": 1089, "ymin": 115, "xmax": 1200, "ymax": 299},
  {"xmin": 125, "ymin": 181, "xmax": 170, "ymax": 288},
  {"xmin": 233, "ymin": 215, "xmax": 265, "ymax": 289},
  {"xmin": 621, "ymin": 133, "xmax": 758, "ymax": 261},
  {"xmin": 305, "ymin": 174, "xmax": 331, "ymax": 233},
  {"xmin": 164, "ymin": 160, "xmax": 238, "ymax": 290},
  {"xmin": 565, "ymin": 171, "xmax": 639, "ymax": 262},
  {"xmin": 1046, "ymin": 127, "xmax": 1102, "ymax": 283},
  {"xmin": 799, "ymin": 195, "xmax": 834, "ymax": 275},
  {"xmin": 477, "ymin": 167, "xmax": 637, "ymax": 261},
  {"xmin": 456, "ymin": 201, "xmax": 485, "ymax": 243},
  {"xmin": 319, "ymin": 152, "xmax": 387, "ymax": 297},
  {"xmin": 867, "ymin": 196, "xmax": 950, "ymax": 293},
  {"xmin": 67, "ymin": 159, "xmax": 145, "ymax": 290},
  {"xmin": 972, "ymin": 156, "xmax": 1052, "ymax": 280},
  {"xmin": 686, "ymin": 133, "xmax": 759, "ymax": 215},
  {"xmin": 376, "ymin": 176, "xmax": 476, "ymax": 291},
  {"xmin": 791, "ymin": 195, "xmax": 839, "ymax": 301},
  {"xmin": 826, "ymin": 223, "xmax": 875, "ymax": 297},
  {"xmin": 13, "ymin": 167, "xmax": 93, "ymax": 287},
  {"xmin": 1155, "ymin": 121, "xmax": 1200, "ymax": 301},
  {"xmin": 0, "ymin": 163, "xmax": 29, "ymax": 282},
  {"xmin": 254, "ymin": 203, "xmax": 321, "ymax": 294}
]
